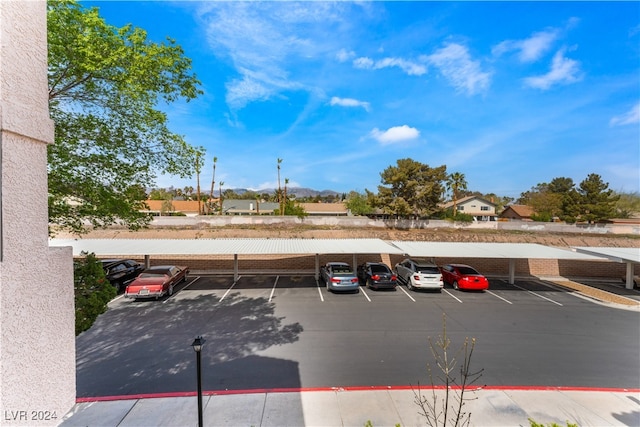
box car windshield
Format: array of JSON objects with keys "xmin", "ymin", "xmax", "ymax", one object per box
[
  {"xmin": 371, "ymin": 265, "xmax": 390, "ymax": 273},
  {"xmin": 458, "ymin": 266, "xmax": 480, "ymax": 275},
  {"xmin": 333, "ymin": 267, "xmax": 353, "ymax": 275},
  {"xmin": 417, "ymin": 266, "xmax": 439, "ymax": 274},
  {"xmin": 139, "ymin": 272, "xmax": 167, "ymax": 278}
]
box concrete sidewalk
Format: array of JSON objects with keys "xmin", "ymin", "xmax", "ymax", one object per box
[{"xmin": 59, "ymin": 387, "xmax": 640, "ymax": 427}]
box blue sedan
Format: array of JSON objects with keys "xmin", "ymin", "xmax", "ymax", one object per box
[{"xmin": 320, "ymin": 262, "xmax": 360, "ymax": 293}]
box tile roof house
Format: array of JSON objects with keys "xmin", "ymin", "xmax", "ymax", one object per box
[
  {"xmin": 441, "ymin": 195, "xmax": 498, "ymax": 221},
  {"xmin": 500, "ymin": 204, "xmax": 535, "ymax": 221},
  {"xmin": 142, "ymin": 199, "xmax": 202, "ymax": 216}
]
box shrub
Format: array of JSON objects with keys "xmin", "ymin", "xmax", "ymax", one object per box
[{"xmin": 74, "ymin": 252, "xmax": 117, "ymax": 335}]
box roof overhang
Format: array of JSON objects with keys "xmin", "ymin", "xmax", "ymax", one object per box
[
  {"xmin": 573, "ymin": 247, "xmax": 640, "ymax": 264},
  {"xmin": 49, "ymin": 238, "xmax": 406, "ymax": 256},
  {"xmin": 390, "ymin": 242, "xmax": 606, "ymax": 260}
]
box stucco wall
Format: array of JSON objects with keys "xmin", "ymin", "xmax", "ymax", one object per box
[{"xmin": 0, "ymin": 1, "xmax": 76, "ymax": 425}]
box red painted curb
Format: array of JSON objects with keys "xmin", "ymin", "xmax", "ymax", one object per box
[{"xmin": 76, "ymin": 385, "xmax": 640, "ymax": 403}]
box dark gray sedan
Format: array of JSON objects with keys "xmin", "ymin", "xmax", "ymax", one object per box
[{"xmin": 357, "ymin": 262, "xmax": 397, "ymax": 290}]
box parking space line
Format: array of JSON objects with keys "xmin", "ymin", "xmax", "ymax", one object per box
[
  {"xmin": 315, "ymin": 279, "xmax": 324, "ymax": 302},
  {"xmin": 396, "ymin": 285, "xmax": 416, "ymax": 302},
  {"xmin": 219, "ymin": 276, "xmax": 241, "ymax": 302},
  {"xmin": 443, "ymin": 289, "xmax": 463, "ymax": 303},
  {"xmin": 513, "ymin": 283, "xmax": 563, "ymax": 306},
  {"xmin": 269, "ymin": 276, "xmax": 279, "ymax": 302},
  {"xmin": 360, "ymin": 288, "xmax": 371, "ymax": 302},
  {"xmin": 486, "ymin": 290, "xmax": 513, "ymax": 304},
  {"xmin": 162, "ymin": 276, "xmax": 200, "ymax": 304}
]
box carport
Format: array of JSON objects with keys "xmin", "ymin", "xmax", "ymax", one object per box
[
  {"xmin": 573, "ymin": 247, "xmax": 640, "ymax": 289},
  {"xmin": 49, "ymin": 238, "xmax": 406, "ymax": 281},
  {"xmin": 389, "ymin": 242, "xmax": 606, "ymax": 284}
]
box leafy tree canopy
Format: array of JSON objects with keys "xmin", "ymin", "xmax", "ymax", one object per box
[
  {"xmin": 47, "ymin": 0, "xmax": 203, "ymax": 234},
  {"xmin": 344, "ymin": 191, "xmax": 374, "ymax": 216},
  {"xmin": 376, "ymin": 158, "xmax": 447, "ymax": 218}
]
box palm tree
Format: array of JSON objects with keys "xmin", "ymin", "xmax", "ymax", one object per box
[
  {"xmin": 447, "ymin": 172, "xmax": 468, "ymax": 217},
  {"xmin": 283, "ymin": 177, "xmax": 289, "ymax": 215},
  {"xmin": 277, "ymin": 158, "xmax": 283, "ymax": 216},
  {"xmin": 195, "ymin": 150, "xmax": 204, "ymax": 215},
  {"xmin": 209, "ymin": 156, "xmax": 217, "ymax": 214},
  {"xmin": 218, "ymin": 181, "xmax": 224, "ymax": 215}
]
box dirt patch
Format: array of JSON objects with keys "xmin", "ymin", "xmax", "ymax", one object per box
[{"xmin": 54, "ymin": 223, "xmax": 639, "ymax": 248}]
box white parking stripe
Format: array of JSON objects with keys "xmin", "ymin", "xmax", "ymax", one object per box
[
  {"xmin": 443, "ymin": 289, "xmax": 463, "ymax": 303},
  {"xmin": 360, "ymin": 287, "xmax": 371, "ymax": 302},
  {"xmin": 316, "ymin": 279, "xmax": 325, "ymax": 302},
  {"xmin": 513, "ymin": 283, "xmax": 563, "ymax": 306},
  {"xmin": 269, "ymin": 276, "xmax": 279, "ymax": 302},
  {"xmin": 486, "ymin": 290, "xmax": 513, "ymax": 304},
  {"xmin": 396, "ymin": 285, "xmax": 416, "ymax": 302},
  {"xmin": 219, "ymin": 276, "xmax": 240, "ymax": 302},
  {"xmin": 162, "ymin": 276, "xmax": 200, "ymax": 304}
]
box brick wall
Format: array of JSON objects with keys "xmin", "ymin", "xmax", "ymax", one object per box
[{"xmin": 92, "ymin": 253, "xmax": 638, "ymax": 280}]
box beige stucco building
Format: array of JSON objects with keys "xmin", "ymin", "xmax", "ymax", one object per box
[{"xmin": 0, "ymin": 1, "xmax": 76, "ymax": 425}]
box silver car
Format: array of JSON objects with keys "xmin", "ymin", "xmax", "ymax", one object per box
[
  {"xmin": 320, "ymin": 262, "xmax": 360, "ymax": 292},
  {"xmin": 395, "ymin": 258, "xmax": 443, "ymax": 291}
]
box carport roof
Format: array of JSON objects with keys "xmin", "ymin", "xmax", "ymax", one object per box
[
  {"xmin": 572, "ymin": 247, "xmax": 640, "ymax": 263},
  {"xmin": 49, "ymin": 239, "xmax": 610, "ymax": 261},
  {"xmin": 389, "ymin": 242, "xmax": 606, "ymax": 260},
  {"xmin": 49, "ymin": 238, "xmax": 406, "ymax": 256}
]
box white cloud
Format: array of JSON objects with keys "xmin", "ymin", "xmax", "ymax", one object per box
[
  {"xmin": 370, "ymin": 125, "xmax": 420, "ymax": 144},
  {"xmin": 524, "ymin": 49, "xmax": 582, "ymax": 90},
  {"xmin": 330, "ymin": 96, "xmax": 370, "ymax": 111},
  {"xmin": 336, "ymin": 48, "xmax": 355, "ymax": 62},
  {"xmin": 610, "ymin": 103, "xmax": 640, "ymax": 126},
  {"xmin": 425, "ymin": 43, "xmax": 492, "ymax": 95},
  {"xmin": 198, "ymin": 2, "xmax": 351, "ymax": 110},
  {"xmin": 492, "ymin": 29, "xmax": 559, "ymax": 62},
  {"xmin": 353, "ymin": 56, "xmax": 427, "ymax": 76}
]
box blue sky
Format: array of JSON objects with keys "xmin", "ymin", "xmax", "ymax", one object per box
[{"xmin": 85, "ymin": 1, "xmax": 640, "ymax": 198}]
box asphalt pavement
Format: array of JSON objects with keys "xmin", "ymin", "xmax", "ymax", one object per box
[{"xmin": 59, "ymin": 275, "xmax": 640, "ymax": 426}]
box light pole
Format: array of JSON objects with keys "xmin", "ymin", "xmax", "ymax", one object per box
[{"xmin": 191, "ymin": 336, "xmax": 206, "ymax": 427}]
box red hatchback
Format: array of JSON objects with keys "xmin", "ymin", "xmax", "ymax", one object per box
[{"xmin": 440, "ymin": 264, "xmax": 489, "ymax": 291}]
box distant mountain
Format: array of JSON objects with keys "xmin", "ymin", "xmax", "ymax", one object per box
[{"xmin": 233, "ymin": 187, "xmax": 342, "ymax": 198}]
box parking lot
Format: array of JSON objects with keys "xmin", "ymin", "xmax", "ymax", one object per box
[{"xmin": 77, "ymin": 274, "xmax": 640, "ymax": 398}]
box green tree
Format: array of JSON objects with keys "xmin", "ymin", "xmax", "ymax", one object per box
[
  {"xmin": 376, "ymin": 158, "xmax": 447, "ymax": 218},
  {"xmin": 148, "ymin": 188, "xmax": 173, "ymax": 200},
  {"xmin": 614, "ymin": 191, "xmax": 640, "ymax": 218},
  {"xmin": 74, "ymin": 252, "xmax": 117, "ymax": 335},
  {"xmin": 344, "ymin": 191, "xmax": 374, "ymax": 216},
  {"xmin": 47, "ymin": 0, "xmax": 202, "ymax": 235},
  {"xmin": 574, "ymin": 174, "xmax": 620, "ymax": 223},
  {"xmin": 446, "ymin": 172, "xmax": 468, "ymax": 217}
]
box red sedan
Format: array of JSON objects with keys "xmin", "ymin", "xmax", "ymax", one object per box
[
  {"xmin": 125, "ymin": 265, "xmax": 189, "ymax": 300},
  {"xmin": 440, "ymin": 264, "xmax": 489, "ymax": 291}
]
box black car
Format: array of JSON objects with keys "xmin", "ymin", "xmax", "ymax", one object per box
[
  {"xmin": 101, "ymin": 259, "xmax": 145, "ymax": 292},
  {"xmin": 357, "ymin": 262, "xmax": 397, "ymax": 290}
]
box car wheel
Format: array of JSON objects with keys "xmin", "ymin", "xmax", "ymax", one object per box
[
  {"xmin": 407, "ymin": 279, "xmax": 413, "ymax": 291},
  {"xmin": 366, "ymin": 279, "xmax": 371, "ymax": 289},
  {"xmin": 169, "ymin": 285, "xmax": 174, "ymax": 296},
  {"xmin": 453, "ymin": 281, "xmax": 459, "ymax": 290}
]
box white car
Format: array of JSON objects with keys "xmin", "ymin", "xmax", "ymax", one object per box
[{"xmin": 395, "ymin": 258, "xmax": 443, "ymax": 291}]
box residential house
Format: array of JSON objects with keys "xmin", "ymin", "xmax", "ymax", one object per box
[
  {"xmin": 442, "ymin": 195, "xmax": 498, "ymax": 221},
  {"xmin": 500, "ymin": 204, "xmax": 535, "ymax": 221}
]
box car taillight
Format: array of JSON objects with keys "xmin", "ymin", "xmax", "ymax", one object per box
[
  {"xmin": 351, "ymin": 278, "xmax": 359, "ymax": 283},
  {"xmin": 331, "ymin": 278, "xmax": 341, "ymax": 283},
  {"xmin": 439, "ymin": 275, "xmax": 443, "ymax": 281},
  {"xmin": 371, "ymin": 275, "xmax": 380, "ymax": 280},
  {"xmin": 413, "ymin": 275, "xmax": 420, "ymax": 281},
  {"xmin": 391, "ymin": 275, "xmax": 397, "ymax": 281}
]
